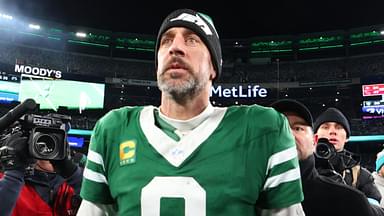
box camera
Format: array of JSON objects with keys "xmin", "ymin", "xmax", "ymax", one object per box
[
  {"xmin": 315, "ymin": 138, "xmax": 337, "ymax": 160},
  {"xmin": 0, "ymin": 99, "xmax": 71, "ymax": 160},
  {"xmin": 21, "ymin": 113, "xmax": 71, "ymax": 160}
]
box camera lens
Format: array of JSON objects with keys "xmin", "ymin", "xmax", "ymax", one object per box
[
  {"xmin": 33, "ymin": 132, "xmax": 59, "ymax": 157},
  {"xmin": 315, "ymin": 138, "xmax": 336, "ymax": 160},
  {"xmin": 29, "ymin": 127, "xmax": 66, "ymax": 160},
  {"xmin": 316, "ymin": 143, "xmax": 331, "ymax": 158}
]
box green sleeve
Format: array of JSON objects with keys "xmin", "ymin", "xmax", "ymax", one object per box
[
  {"xmin": 258, "ymin": 111, "xmax": 304, "ymax": 209},
  {"xmin": 80, "ymin": 118, "xmax": 115, "ymax": 204}
]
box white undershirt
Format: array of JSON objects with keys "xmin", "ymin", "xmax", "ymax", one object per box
[{"xmin": 157, "ymin": 104, "xmax": 214, "ymax": 138}]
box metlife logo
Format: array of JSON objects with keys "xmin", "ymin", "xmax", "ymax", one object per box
[{"xmin": 210, "ymin": 85, "xmax": 268, "ymax": 98}]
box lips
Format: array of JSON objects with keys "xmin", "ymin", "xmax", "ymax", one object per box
[
  {"xmin": 169, "ymin": 63, "xmax": 185, "ymax": 70},
  {"xmin": 165, "ymin": 65, "xmax": 187, "ymax": 75},
  {"xmin": 162, "ymin": 62, "xmax": 189, "ymax": 77},
  {"xmin": 328, "ymin": 138, "xmax": 338, "ymax": 145},
  {"xmin": 164, "ymin": 56, "xmax": 189, "ymax": 71}
]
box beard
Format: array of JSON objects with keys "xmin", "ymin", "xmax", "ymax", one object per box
[{"xmin": 157, "ymin": 67, "xmax": 208, "ymax": 103}]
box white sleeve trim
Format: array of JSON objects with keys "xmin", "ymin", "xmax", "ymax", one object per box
[
  {"xmin": 77, "ymin": 200, "xmax": 117, "ymax": 216},
  {"xmin": 84, "ymin": 167, "xmax": 109, "ymax": 184},
  {"xmin": 87, "ymin": 149, "xmax": 106, "ymax": 171},
  {"xmin": 260, "ymin": 203, "xmax": 305, "ymax": 216},
  {"xmin": 266, "ymin": 147, "xmax": 297, "ymax": 174},
  {"xmin": 263, "ymin": 167, "xmax": 301, "ymax": 190}
]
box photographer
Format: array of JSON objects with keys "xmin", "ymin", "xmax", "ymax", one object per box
[
  {"xmin": 373, "ymin": 149, "xmax": 384, "ymax": 208},
  {"xmin": 314, "ymin": 107, "xmax": 381, "ymax": 205},
  {"xmin": 271, "ymin": 99, "xmax": 384, "ymax": 216},
  {"xmin": 0, "ymin": 130, "xmax": 83, "ymax": 216}
]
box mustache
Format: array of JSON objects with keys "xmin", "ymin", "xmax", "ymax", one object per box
[{"xmin": 162, "ymin": 57, "xmax": 191, "ymax": 73}]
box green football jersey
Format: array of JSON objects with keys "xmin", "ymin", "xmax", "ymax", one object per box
[{"xmin": 80, "ymin": 104, "xmax": 303, "ymax": 215}]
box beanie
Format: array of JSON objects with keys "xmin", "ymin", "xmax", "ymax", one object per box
[
  {"xmin": 270, "ymin": 99, "xmax": 313, "ymax": 127},
  {"xmin": 313, "ymin": 107, "xmax": 351, "ymax": 138},
  {"xmin": 376, "ymin": 149, "xmax": 384, "ymax": 172},
  {"xmin": 155, "ymin": 9, "xmax": 222, "ymax": 81}
]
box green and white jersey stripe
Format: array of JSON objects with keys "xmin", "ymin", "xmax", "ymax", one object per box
[
  {"xmin": 263, "ymin": 147, "xmax": 300, "ymax": 190},
  {"xmin": 80, "ymin": 104, "xmax": 303, "ymax": 215}
]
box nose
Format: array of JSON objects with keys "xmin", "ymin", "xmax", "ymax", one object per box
[
  {"xmin": 168, "ymin": 35, "xmax": 186, "ymax": 57},
  {"xmin": 328, "ymin": 126, "xmax": 337, "ymax": 135}
]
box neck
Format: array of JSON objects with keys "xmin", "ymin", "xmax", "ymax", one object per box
[{"xmin": 160, "ymin": 89, "xmax": 210, "ymax": 120}]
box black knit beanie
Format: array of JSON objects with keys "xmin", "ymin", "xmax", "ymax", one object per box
[
  {"xmin": 314, "ymin": 107, "xmax": 351, "ymax": 138},
  {"xmin": 155, "ymin": 9, "xmax": 222, "ymax": 81}
]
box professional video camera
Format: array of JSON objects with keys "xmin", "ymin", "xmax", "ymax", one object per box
[
  {"xmin": 0, "ymin": 99, "xmax": 71, "ymax": 160},
  {"xmin": 315, "ymin": 138, "xmax": 337, "ymax": 160}
]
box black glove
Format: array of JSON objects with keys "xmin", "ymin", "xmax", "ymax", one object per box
[
  {"xmin": 72, "ymin": 152, "xmax": 87, "ymax": 168},
  {"xmin": 0, "ymin": 131, "xmax": 35, "ymax": 171},
  {"xmin": 51, "ymin": 157, "xmax": 77, "ymax": 178}
]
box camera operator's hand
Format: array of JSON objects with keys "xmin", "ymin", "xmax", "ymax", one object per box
[
  {"xmin": 50, "ymin": 157, "xmax": 77, "ymax": 178},
  {"xmin": 0, "ymin": 131, "xmax": 35, "ymax": 171}
]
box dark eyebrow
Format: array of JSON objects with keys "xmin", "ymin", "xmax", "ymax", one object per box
[{"xmin": 161, "ymin": 30, "xmax": 175, "ymax": 39}]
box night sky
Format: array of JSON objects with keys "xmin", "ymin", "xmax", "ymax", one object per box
[{"xmin": 1, "ymin": 0, "xmax": 384, "ymax": 38}]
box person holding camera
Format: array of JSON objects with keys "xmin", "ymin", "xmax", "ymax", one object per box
[
  {"xmin": 313, "ymin": 107, "xmax": 381, "ymax": 205},
  {"xmin": 373, "ymin": 149, "xmax": 384, "ymax": 208},
  {"xmin": 271, "ymin": 99, "xmax": 384, "ymax": 216},
  {"xmin": 0, "ymin": 131, "xmax": 83, "ymax": 216}
]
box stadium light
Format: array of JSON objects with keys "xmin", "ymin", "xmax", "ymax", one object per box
[
  {"xmin": 380, "ymin": 30, "xmax": 384, "ymax": 35},
  {"xmin": 0, "ymin": 13, "xmax": 13, "ymax": 20},
  {"xmin": 28, "ymin": 24, "xmax": 40, "ymax": 30},
  {"xmin": 76, "ymin": 32, "xmax": 87, "ymax": 38}
]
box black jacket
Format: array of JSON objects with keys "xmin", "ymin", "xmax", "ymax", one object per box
[
  {"xmin": 300, "ymin": 154, "xmax": 384, "ymax": 216},
  {"xmin": 315, "ymin": 149, "xmax": 382, "ymax": 203}
]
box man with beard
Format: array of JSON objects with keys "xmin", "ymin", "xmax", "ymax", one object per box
[{"xmin": 77, "ymin": 9, "xmax": 304, "ymax": 215}]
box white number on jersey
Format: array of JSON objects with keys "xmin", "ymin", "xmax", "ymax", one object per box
[{"xmin": 141, "ymin": 176, "xmax": 206, "ymax": 216}]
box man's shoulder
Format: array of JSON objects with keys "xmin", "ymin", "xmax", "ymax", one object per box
[
  {"xmin": 224, "ymin": 104, "xmax": 288, "ymax": 136},
  {"xmin": 227, "ymin": 104, "xmax": 282, "ymax": 120},
  {"xmin": 92, "ymin": 106, "xmax": 147, "ymax": 133},
  {"xmin": 100, "ymin": 106, "xmax": 145, "ymax": 123}
]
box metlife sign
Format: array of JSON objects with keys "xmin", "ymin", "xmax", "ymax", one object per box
[{"xmin": 210, "ymin": 85, "xmax": 268, "ymax": 98}]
